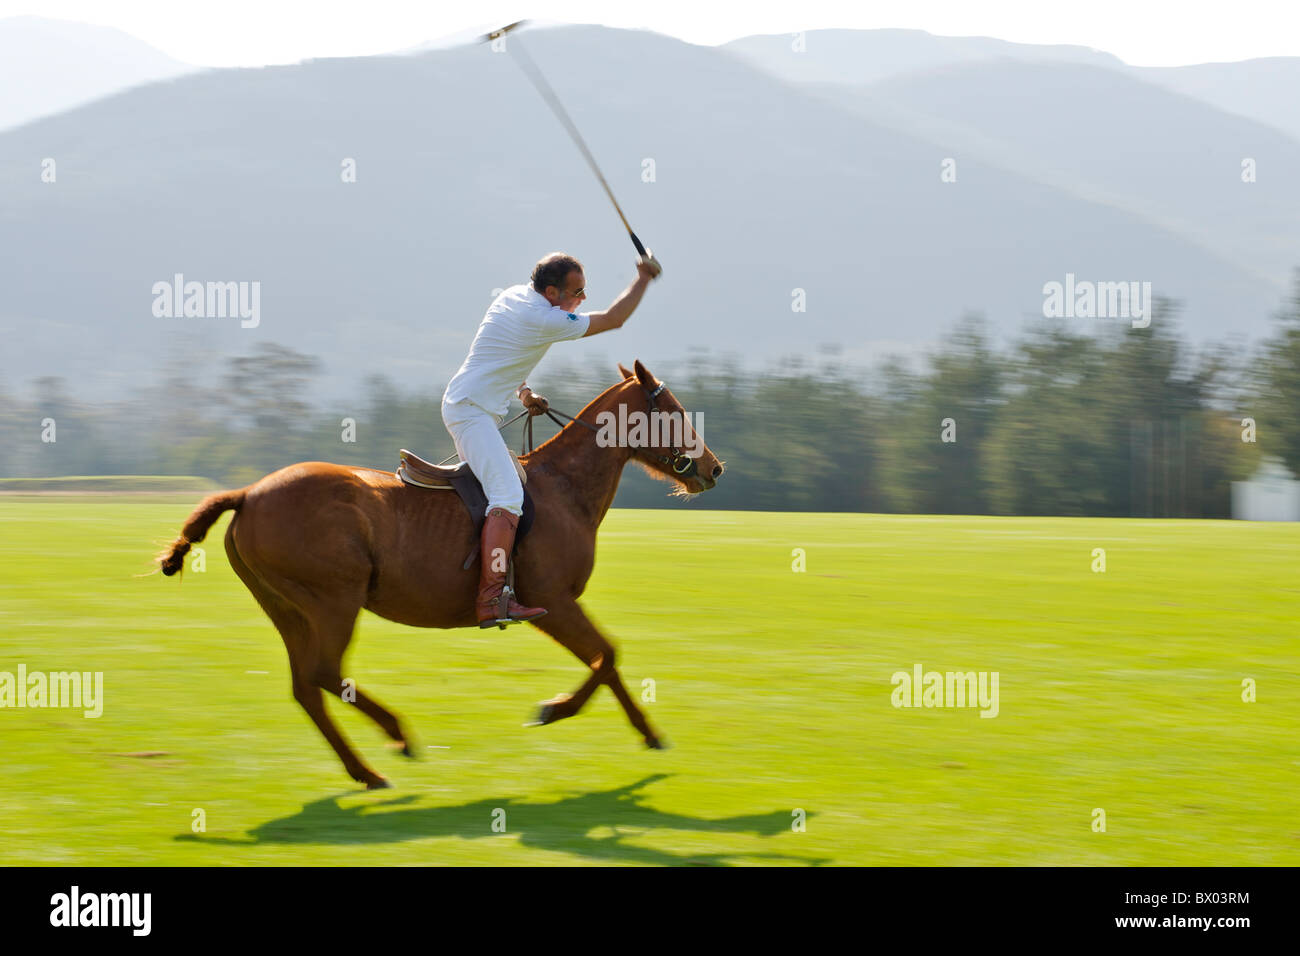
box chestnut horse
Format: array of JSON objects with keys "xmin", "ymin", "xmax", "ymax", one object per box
[{"xmin": 159, "ymin": 360, "xmax": 723, "ymax": 789}]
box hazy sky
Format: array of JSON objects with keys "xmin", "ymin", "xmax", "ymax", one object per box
[{"xmin": 2, "ymin": 0, "xmax": 1297, "ymax": 68}]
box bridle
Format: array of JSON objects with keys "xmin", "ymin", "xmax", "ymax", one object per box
[{"xmin": 639, "ymin": 381, "xmax": 699, "ymax": 479}]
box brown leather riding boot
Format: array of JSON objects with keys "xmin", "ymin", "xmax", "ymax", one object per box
[{"xmin": 476, "ymin": 508, "xmax": 547, "ymax": 628}]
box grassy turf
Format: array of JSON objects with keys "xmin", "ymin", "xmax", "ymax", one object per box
[
  {"xmin": 0, "ymin": 475, "xmax": 220, "ymax": 493},
  {"xmin": 0, "ymin": 500, "xmax": 1296, "ymax": 865}
]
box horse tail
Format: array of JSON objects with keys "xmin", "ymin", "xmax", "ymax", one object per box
[{"xmin": 158, "ymin": 488, "xmax": 248, "ymax": 576}]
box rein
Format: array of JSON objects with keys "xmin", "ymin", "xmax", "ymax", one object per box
[
  {"xmin": 438, "ymin": 381, "xmax": 698, "ymax": 479},
  {"xmin": 434, "ymin": 407, "xmax": 597, "ymax": 466},
  {"xmin": 522, "ymin": 406, "xmax": 600, "ymax": 454}
]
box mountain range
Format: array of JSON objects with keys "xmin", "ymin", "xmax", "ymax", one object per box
[{"xmin": 3, "ymin": 19, "xmax": 1297, "ymax": 402}]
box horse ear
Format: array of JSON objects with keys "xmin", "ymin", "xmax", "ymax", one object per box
[
  {"xmin": 633, "ymin": 359, "xmax": 654, "ymax": 385},
  {"xmin": 617, "ymin": 363, "xmax": 634, "ymax": 380}
]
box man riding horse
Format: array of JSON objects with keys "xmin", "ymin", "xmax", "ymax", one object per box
[{"xmin": 441, "ymin": 252, "xmax": 663, "ymax": 628}]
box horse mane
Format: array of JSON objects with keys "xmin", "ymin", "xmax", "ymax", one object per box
[
  {"xmin": 523, "ymin": 370, "xmax": 697, "ymax": 497},
  {"xmin": 523, "ymin": 375, "xmax": 635, "ymax": 459}
]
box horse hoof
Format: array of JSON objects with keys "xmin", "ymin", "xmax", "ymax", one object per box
[
  {"xmin": 526, "ymin": 694, "xmax": 572, "ymax": 727},
  {"xmin": 645, "ymin": 736, "xmax": 670, "ymax": 751},
  {"xmin": 385, "ymin": 741, "xmax": 416, "ymax": 758},
  {"xmin": 365, "ymin": 776, "xmax": 393, "ymax": 790}
]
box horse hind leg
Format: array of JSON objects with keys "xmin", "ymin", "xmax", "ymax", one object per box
[
  {"xmin": 529, "ymin": 603, "xmax": 663, "ymax": 749},
  {"xmin": 311, "ymin": 635, "xmax": 417, "ymax": 758},
  {"xmin": 337, "ymin": 687, "xmax": 416, "ymax": 758},
  {"xmin": 225, "ymin": 526, "xmax": 399, "ymax": 788},
  {"xmin": 276, "ymin": 602, "xmax": 406, "ymax": 790},
  {"xmin": 262, "ymin": 605, "xmax": 394, "ymax": 787}
]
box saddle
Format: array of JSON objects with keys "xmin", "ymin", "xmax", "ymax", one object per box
[{"xmin": 396, "ymin": 449, "xmax": 535, "ymax": 568}]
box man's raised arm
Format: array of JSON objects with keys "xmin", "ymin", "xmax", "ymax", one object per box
[{"xmin": 584, "ymin": 259, "xmax": 661, "ymax": 337}]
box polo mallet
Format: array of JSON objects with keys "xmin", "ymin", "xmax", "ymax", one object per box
[{"xmin": 481, "ymin": 20, "xmax": 661, "ymax": 275}]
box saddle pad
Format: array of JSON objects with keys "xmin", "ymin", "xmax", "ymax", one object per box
[
  {"xmin": 398, "ymin": 459, "xmax": 534, "ymax": 551},
  {"xmin": 450, "ymin": 469, "xmax": 536, "ymax": 542}
]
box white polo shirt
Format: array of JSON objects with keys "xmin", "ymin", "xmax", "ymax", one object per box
[{"xmin": 443, "ymin": 284, "xmax": 591, "ymax": 417}]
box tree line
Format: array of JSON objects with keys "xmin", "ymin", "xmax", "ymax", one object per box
[{"xmin": 3, "ymin": 287, "xmax": 1298, "ymax": 518}]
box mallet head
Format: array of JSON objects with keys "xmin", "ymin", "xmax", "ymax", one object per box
[{"xmin": 480, "ymin": 20, "xmax": 528, "ymax": 44}]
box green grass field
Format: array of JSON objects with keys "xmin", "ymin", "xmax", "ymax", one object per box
[{"xmin": 1, "ymin": 497, "xmax": 1296, "ymax": 865}]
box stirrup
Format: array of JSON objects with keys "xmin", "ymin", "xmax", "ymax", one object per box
[{"xmin": 478, "ymin": 585, "xmax": 547, "ymax": 630}]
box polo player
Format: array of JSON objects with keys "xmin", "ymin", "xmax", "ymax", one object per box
[{"xmin": 442, "ymin": 252, "xmax": 662, "ymax": 627}]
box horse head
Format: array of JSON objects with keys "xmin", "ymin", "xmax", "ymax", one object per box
[{"xmin": 612, "ymin": 359, "xmax": 724, "ymax": 495}]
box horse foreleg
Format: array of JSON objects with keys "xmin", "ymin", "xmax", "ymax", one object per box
[{"xmin": 529, "ymin": 603, "xmax": 663, "ymax": 748}]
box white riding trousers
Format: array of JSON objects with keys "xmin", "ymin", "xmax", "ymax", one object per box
[{"xmin": 440, "ymin": 397, "xmax": 524, "ymax": 518}]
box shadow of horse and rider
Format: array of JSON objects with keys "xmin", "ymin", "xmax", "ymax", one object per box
[{"xmin": 177, "ymin": 774, "xmax": 828, "ymax": 866}]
